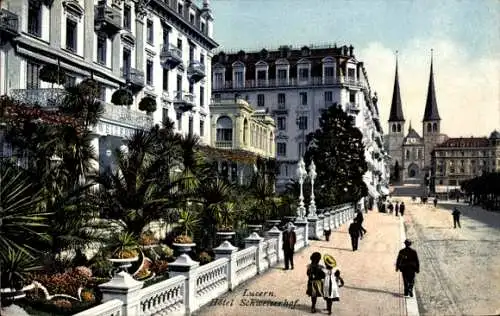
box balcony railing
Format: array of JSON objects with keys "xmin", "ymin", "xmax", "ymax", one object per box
[
  {"xmin": 215, "ymin": 141, "xmax": 233, "ymax": 149},
  {"xmin": 160, "ymin": 44, "xmax": 183, "ymax": 69},
  {"xmin": 122, "ymin": 68, "xmax": 145, "ymax": 90},
  {"xmin": 100, "ymin": 101, "xmax": 153, "ymax": 130},
  {"xmin": 174, "ymin": 91, "xmax": 195, "ymax": 104},
  {"xmin": 0, "ymin": 9, "xmax": 19, "ymax": 35},
  {"xmin": 95, "ymin": 4, "xmax": 122, "ymax": 34},
  {"xmin": 347, "ymin": 103, "xmax": 360, "ymax": 113},
  {"xmin": 9, "ymin": 88, "xmax": 66, "ymax": 107},
  {"xmin": 213, "ymin": 76, "xmax": 364, "ymax": 90},
  {"xmin": 187, "ymin": 61, "xmax": 206, "ymax": 82}
]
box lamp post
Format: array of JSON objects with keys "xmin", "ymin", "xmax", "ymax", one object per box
[
  {"xmin": 308, "ymin": 160, "xmax": 317, "ymax": 218},
  {"xmin": 296, "ymin": 157, "xmax": 307, "ymax": 220}
]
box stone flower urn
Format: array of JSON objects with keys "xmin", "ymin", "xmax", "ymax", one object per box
[
  {"xmin": 216, "ymin": 231, "xmax": 236, "ymax": 242},
  {"xmin": 247, "ymin": 224, "xmax": 263, "ymax": 233}
]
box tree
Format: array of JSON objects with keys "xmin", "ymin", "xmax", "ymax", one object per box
[{"xmin": 304, "ymin": 104, "xmax": 368, "ymax": 206}]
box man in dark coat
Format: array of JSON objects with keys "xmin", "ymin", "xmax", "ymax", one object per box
[
  {"xmin": 452, "ymin": 207, "xmax": 461, "ymax": 228},
  {"xmin": 355, "ymin": 210, "xmax": 367, "ymax": 238},
  {"xmin": 399, "ymin": 202, "xmax": 406, "ymax": 216},
  {"xmin": 395, "ymin": 202, "xmax": 400, "ymax": 216},
  {"xmin": 433, "ymin": 197, "xmax": 438, "ymax": 208},
  {"xmin": 396, "ymin": 239, "xmax": 420, "ymax": 297},
  {"xmin": 348, "ymin": 219, "xmax": 360, "ymax": 251},
  {"xmin": 282, "ymin": 222, "xmax": 297, "ymax": 270}
]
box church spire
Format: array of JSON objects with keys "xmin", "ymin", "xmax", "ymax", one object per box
[
  {"xmin": 423, "ymin": 49, "xmax": 441, "ymax": 121},
  {"xmin": 388, "ymin": 51, "xmax": 405, "ymax": 122}
]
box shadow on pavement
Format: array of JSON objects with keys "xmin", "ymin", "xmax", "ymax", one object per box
[
  {"xmin": 436, "ymin": 202, "xmax": 500, "ymax": 230},
  {"xmin": 317, "ymin": 245, "xmax": 352, "ymax": 252},
  {"xmin": 342, "ymin": 285, "xmax": 401, "ymax": 297}
]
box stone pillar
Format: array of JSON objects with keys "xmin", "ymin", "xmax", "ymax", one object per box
[
  {"xmin": 168, "ymin": 254, "xmax": 200, "ymax": 314},
  {"xmin": 135, "ymin": 13, "xmax": 145, "ymax": 72},
  {"xmin": 308, "ymin": 217, "xmax": 320, "ymax": 240},
  {"xmin": 84, "ymin": 0, "xmax": 95, "ymax": 62},
  {"xmin": 317, "ymin": 213, "xmax": 325, "ymax": 237},
  {"xmin": 266, "ymin": 226, "xmax": 283, "ymax": 262},
  {"xmin": 244, "ymin": 232, "xmax": 264, "ymax": 274},
  {"xmin": 323, "ymin": 211, "xmax": 331, "ymax": 231},
  {"xmin": 98, "ymin": 272, "xmax": 143, "ymax": 316},
  {"xmin": 112, "ymin": 34, "xmax": 121, "ymax": 76},
  {"xmin": 214, "ymin": 241, "xmax": 238, "ymax": 290},
  {"xmin": 295, "ymin": 218, "xmax": 309, "ymax": 247},
  {"xmin": 49, "ymin": 0, "xmax": 62, "ymax": 49}
]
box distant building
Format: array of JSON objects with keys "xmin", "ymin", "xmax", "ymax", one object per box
[
  {"xmin": 385, "ymin": 53, "xmax": 448, "ymax": 185},
  {"xmin": 431, "ymin": 130, "xmax": 500, "ymax": 196},
  {"xmin": 211, "ymin": 44, "xmax": 388, "ymax": 195}
]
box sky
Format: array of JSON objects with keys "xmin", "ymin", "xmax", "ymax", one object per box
[{"xmin": 204, "ymin": 0, "xmax": 500, "ymax": 138}]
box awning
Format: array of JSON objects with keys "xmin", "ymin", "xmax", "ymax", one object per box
[{"xmin": 379, "ymin": 186, "xmax": 390, "ymax": 196}]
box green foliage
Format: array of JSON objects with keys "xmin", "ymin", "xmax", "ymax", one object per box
[
  {"xmin": 177, "ymin": 209, "xmax": 200, "ymax": 237},
  {"xmin": 304, "ymin": 104, "xmax": 368, "ymax": 206},
  {"xmin": 107, "ymin": 232, "xmax": 139, "ymax": 259},
  {"xmin": 0, "ymin": 247, "xmax": 43, "ymax": 289},
  {"xmin": 39, "ymin": 64, "xmax": 66, "ymax": 86},
  {"xmin": 138, "ymin": 96, "xmax": 157, "ymax": 113},
  {"xmin": 198, "ymin": 251, "xmax": 212, "ymax": 265},
  {"xmin": 111, "ymin": 88, "xmax": 133, "ymax": 106}
]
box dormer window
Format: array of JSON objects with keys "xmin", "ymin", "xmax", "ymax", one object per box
[
  {"xmin": 234, "ymin": 71, "xmax": 243, "ymax": 88},
  {"xmin": 347, "ymin": 68, "xmax": 355, "ymax": 80},
  {"xmin": 299, "ymin": 68, "xmax": 309, "ymax": 80}
]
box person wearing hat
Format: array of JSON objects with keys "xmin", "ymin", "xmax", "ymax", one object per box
[
  {"xmin": 306, "ymin": 252, "xmax": 325, "ymax": 313},
  {"xmin": 348, "ymin": 219, "xmax": 360, "ymax": 251},
  {"xmin": 282, "ymin": 222, "xmax": 297, "ymax": 270},
  {"xmin": 396, "ymin": 239, "xmax": 420, "ymax": 297},
  {"xmin": 322, "ymin": 255, "xmax": 344, "ymax": 315}
]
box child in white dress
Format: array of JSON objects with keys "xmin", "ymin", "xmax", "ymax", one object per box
[{"xmin": 323, "ymin": 255, "xmax": 344, "ymax": 315}]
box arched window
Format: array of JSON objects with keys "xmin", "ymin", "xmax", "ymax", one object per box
[
  {"xmin": 432, "ymin": 123, "xmax": 437, "ymax": 132},
  {"xmin": 406, "ymin": 150, "xmax": 410, "ymax": 160},
  {"xmin": 427, "ymin": 123, "xmax": 432, "ymax": 133},
  {"xmin": 216, "ymin": 116, "xmax": 233, "ymax": 143},
  {"xmin": 397, "ymin": 124, "xmax": 401, "ymax": 132},
  {"xmin": 243, "ymin": 119, "xmax": 249, "ymax": 144},
  {"xmin": 392, "ymin": 124, "xmax": 396, "ymax": 133}
]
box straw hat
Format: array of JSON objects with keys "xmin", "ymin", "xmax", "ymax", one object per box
[{"xmin": 323, "ymin": 254, "xmax": 337, "ymax": 268}]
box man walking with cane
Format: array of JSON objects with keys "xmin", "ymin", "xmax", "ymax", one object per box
[{"xmin": 396, "ymin": 239, "xmax": 420, "ymax": 297}]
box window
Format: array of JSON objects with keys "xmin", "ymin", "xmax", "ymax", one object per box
[
  {"xmin": 188, "ymin": 117, "xmax": 193, "ymax": 136},
  {"xmin": 199, "ymin": 120, "xmax": 205, "ymax": 137},
  {"xmin": 189, "ymin": 13, "xmax": 195, "ymax": 24},
  {"xmin": 298, "ymin": 142, "xmax": 306, "ymax": 157},
  {"xmin": 97, "ymin": 83, "xmax": 106, "ymax": 101},
  {"xmin": 162, "ymin": 28, "xmax": 169, "ymax": 45},
  {"xmin": 123, "ymin": 5, "xmax": 131, "ymax": 30},
  {"xmin": 147, "ymin": 20, "xmax": 154, "ymax": 43},
  {"xmin": 277, "ymin": 69, "xmax": 287, "ymax": 80},
  {"xmin": 26, "ymin": 61, "xmax": 41, "ymax": 89},
  {"xmin": 298, "ymin": 116, "xmax": 307, "ymax": 130},
  {"xmin": 277, "ymin": 117, "xmax": 286, "ymax": 130},
  {"xmin": 122, "ymin": 48, "xmax": 131, "ymax": 76},
  {"xmin": 406, "ymin": 150, "xmax": 410, "ymax": 160},
  {"xmin": 299, "ymin": 68, "xmax": 309, "ymax": 80},
  {"xmin": 188, "ymin": 83, "xmax": 193, "ymax": 94},
  {"xmin": 28, "ymin": 3, "xmax": 42, "ymax": 37},
  {"xmin": 324, "ymin": 91, "xmax": 333, "ymax": 103},
  {"xmin": 349, "ymin": 91, "xmax": 356, "ymax": 103},
  {"xmin": 324, "ymin": 67, "xmax": 334, "ymax": 77},
  {"xmin": 177, "ymin": 3, "xmax": 183, "ymax": 14},
  {"xmin": 177, "ymin": 38, "xmax": 182, "ymax": 49},
  {"xmin": 257, "ymin": 94, "xmax": 265, "ymax": 107},
  {"xmin": 201, "ymin": 22, "xmax": 206, "ymax": 33},
  {"xmin": 216, "ymin": 117, "xmax": 233, "ymax": 141},
  {"xmin": 189, "ymin": 45, "xmax": 195, "ymax": 62},
  {"xmin": 162, "ymin": 69, "xmax": 169, "ymax": 91},
  {"xmin": 214, "ymin": 93, "xmax": 221, "ymax": 102},
  {"xmin": 234, "ymin": 71, "xmax": 243, "ymax": 87},
  {"xmin": 66, "ymin": 19, "xmax": 77, "ymax": 52},
  {"xmin": 257, "ymin": 70, "xmax": 266, "ymax": 80},
  {"xmin": 176, "ymin": 74, "xmax": 182, "ymax": 91},
  {"xmin": 347, "ymin": 68, "xmax": 355, "ymax": 79},
  {"xmin": 176, "ymin": 112, "xmax": 182, "ymax": 130},
  {"xmin": 277, "ymin": 143, "xmax": 287, "ymax": 157},
  {"xmin": 146, "ymin": 60, "xmax": 153, "ymax": 85},
  {"xmin": 299, "ymin": 92, "xmax": 307, "ymax": 105},
  {"xmin": 200, "ymin": 86, "xmax": 204, "ymax": 106},
  {"xmin": 214, "ymin": 73, "xmax": 223, "ymax": 88},
  {"xmin": 65, "ymin": 75, "xmax": 76, "ymax": 88},
  {"xmin": 200, "ymin": 54, "xmax": 205, "ymax": 65},
  {"xmin": 97, "ymin": 36, "xmax": 106, "ymax": 65},
  {"xmin": 278, "ymin": 93, "xmax": 286, "ymax": 107}
]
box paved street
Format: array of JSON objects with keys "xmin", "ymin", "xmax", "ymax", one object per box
[
  {"xmin": 402, "ymin": 198, "xmax": 500, "ymax": 316},
  {"xmin": 194, "ymin": 211, "xmax": 406, "ymax": 316}
]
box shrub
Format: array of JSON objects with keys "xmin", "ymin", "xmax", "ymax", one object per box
[
  {"xmin": 173, "ymin": 235, "xmax": 193, "ymax": 244},
  {"xmin": 111, "ymin": 88, "xmax": 133, "ymax": 106},
  {"xmin": 140, "ymin": 231, "xmax": 158, "ymax": 246},
  {"xmin": 33, "ymin": 271, "xmax": 89, "ymax": 297},
  {"xmin": 160, "ymin": 246, "xmax": 174, "ymax": 260},
  {"xmin": 150, "ymin": 260, "xmax": 169, "ymax": 275},
  {"xmin": 138, "ymin": 96, "xmax": 157, "ymax": 113},
  {"xmin": 198, "ymin": 251, "xmax": 212, "ymax": 265},
  {"xmin": 80, "ymin": 290, "xmax": 95, "ymax": 303},
  {"xmin": 72, "ymin": 266, "xmax": 92, "ymax": 280}
]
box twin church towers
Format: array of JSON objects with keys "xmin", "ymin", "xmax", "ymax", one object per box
[{"xmin": 385, "ymin": 51, "xmax": 448, "ymax": 183}]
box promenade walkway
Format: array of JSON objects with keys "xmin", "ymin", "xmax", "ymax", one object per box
[{"xmin": 194, "ymin": 211, "xmax": 407, "ymax": 316}]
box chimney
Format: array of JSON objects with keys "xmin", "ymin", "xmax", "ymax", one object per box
[{"xmin": 349, "ymin": 45, "xmax": 354, "ymax": 57}]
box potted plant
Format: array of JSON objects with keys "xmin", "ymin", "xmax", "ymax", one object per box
[
  {"xmin": 138, "ymin": 96, "xmax": 157, "ymax": 114},
  {"xmin": 172, "ymin": 210, "xmax": 198, "ymax": 254},
  {"xmin": 107, "ymin": 232, "xmax": 139, "ymax": 271},
  {"xmin": 111, "ymin": 88, "xmax": 133, "ymax": 106},
  {"xmin": 139, "ymin": 230, "xmax": 158, "ymax": 247}
]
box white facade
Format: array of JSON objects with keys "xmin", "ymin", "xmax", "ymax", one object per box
[
  {"xmin": 0, "ymin": 0, "xmax": 217, "ymax": 171},
  {"xmin": 211, "ymin": 45, "xmax": 388, "ymax": 192}
]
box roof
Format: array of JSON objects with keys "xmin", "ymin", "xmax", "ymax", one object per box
[
  {"xmin": 489, "ymin": 130, "xmax": 500, "ymax": 139},
  {"xmin": 435, "ymin": 137, "xmax": 490, "ymax": 149},
  {"xmin": 422, "ymin": 55, "xmax": 441, "ymax": 121},
  {"xmin": 212, "ymin": 45, "xmax": 357, "ymax": 82},
  {"xmin": 405, "ymin": 127, "xmax": 422, "ymax": 140},
  {"xmin": 388, "ymin": 59, "xmax": 405, "ymax": 122}
]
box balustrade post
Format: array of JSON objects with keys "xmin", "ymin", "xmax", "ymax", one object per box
[
  {"xmin": 214, "ymin": 241, "xmax": 238, "ymax": 291},
  {"xmin": 168, "ymin": 254, "xmax": 200, "ymax": 314},
  {"xmin": 266, "ymin": 226, "xmax": 283, "ymax": 262},
  {"xmin": 307, "ymin": 216, "xmax": 320, "ymax": 240},
  {"xmin": 244, "ymin": 232, "xmax": 264, "ymax": 274},
  {"xmin": 98, "ymin": 272, "xmax": 143, "ymax": 316},
  {"xmin": 323, "ymin": 210, "xmax": 331, "ymax": 232},
  {"xmin": 317, "ymin": 212, "xmax": 325, "ymax": 238},
  {"xmin": 294, "ymin": 219, "xmax": 309, "ymax": 247}
]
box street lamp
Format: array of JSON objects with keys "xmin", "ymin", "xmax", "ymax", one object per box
[
  {"xmin": 308, "ymin": 160, "xmax": 317, "ymax": 218},
  {"xmin": 296, "ymin": 157, "xmax": 308, "ymax": 220}
]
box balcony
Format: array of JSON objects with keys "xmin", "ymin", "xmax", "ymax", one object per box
[
  {"xmin": 347, "ymin": 103, "xmax": 360, "ymax": 114},
  {"xmin": 187, "ymin": 61, "xmax": 206, "ymax": 83},
  {"xmin": 0, "ymin": 9, "xmax": 19, "ymax": 38},
  {"xmin": 215, "ymin": 141, "xmax": 233, "ymax": 149},
  {"xmin": 160, "ymin": 44, "xmax": 183, "ymax": 69},
  {"xmin": 122, "ymin": 68, "xmax": 145, "ymax": 93},
  {"xmin": 9, "ymin": 88, "xmax": 66, "ymax": 108},
  {"xmin": 273, "ymin": 103, "xmax": 288, "ymax": 115},
  {"xmin": 100, "ymin": 101, "xmax": 153, "ymax": 130},
  {"xmin": 173, "ymin": 91, "xmax": 195, "ymax": 112},
  {"xmin": 212, "ymin": 76, "xmax": 364, "ymax": 91},
  {"xmin": 94, "ymin": 4, "xmax": 122, "ymax": 35}
]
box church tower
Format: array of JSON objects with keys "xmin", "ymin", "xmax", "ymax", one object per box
[
  {"xmin": 386, "ymin": 54, "xmax": 406, "ymax": 182},
  {"xmin": 422, "ymin": 50, "xmax": 447, "ymax": 169}
]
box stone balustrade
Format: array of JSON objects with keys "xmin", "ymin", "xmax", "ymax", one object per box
[{"xmin": 73, "ymin": 203, "xmax": 355, "ymax": 316}]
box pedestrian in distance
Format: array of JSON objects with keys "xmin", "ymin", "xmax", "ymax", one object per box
[
  {"xmin": 433, "ymin": 197, "xmax": 438, "ymax": 208},
  {"xmin": 348, "ymin": 219, "xmax": 360, "ymax": 251},
  {"xmin": 322, "ymin": 255, "xmax": 344, "ymax": 315},
  {"xmin": 388, "ymin": 202, "xmax": 394, "ymax": 214},
  {"xmin": 452, "ymin": 207, "xmax": 461, "ymax": 228},
  {"xmin": 399, "ymin": 202, "xmax": 405, "ymax": 216},
  {"xmin": 282, "ymin": 222, "xmax": 297, "ymax": 270},
  {"xmin": 395, "ymin": 201, "xmax": 400, "ymax": 216},
  {"xmin": 324, "ymin": 228, "xmax": 332, "ymax": 242},
  {"xmin": 355, "ymin": 210, "xmax": 367, "ymax": 238},
  {"xmin": 396, "ymin": 239, "xmax": 420, "ymax": 297},
  {"xmin": 306, "ymin": 252, "xmax": 325, "ymax": 313}
]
